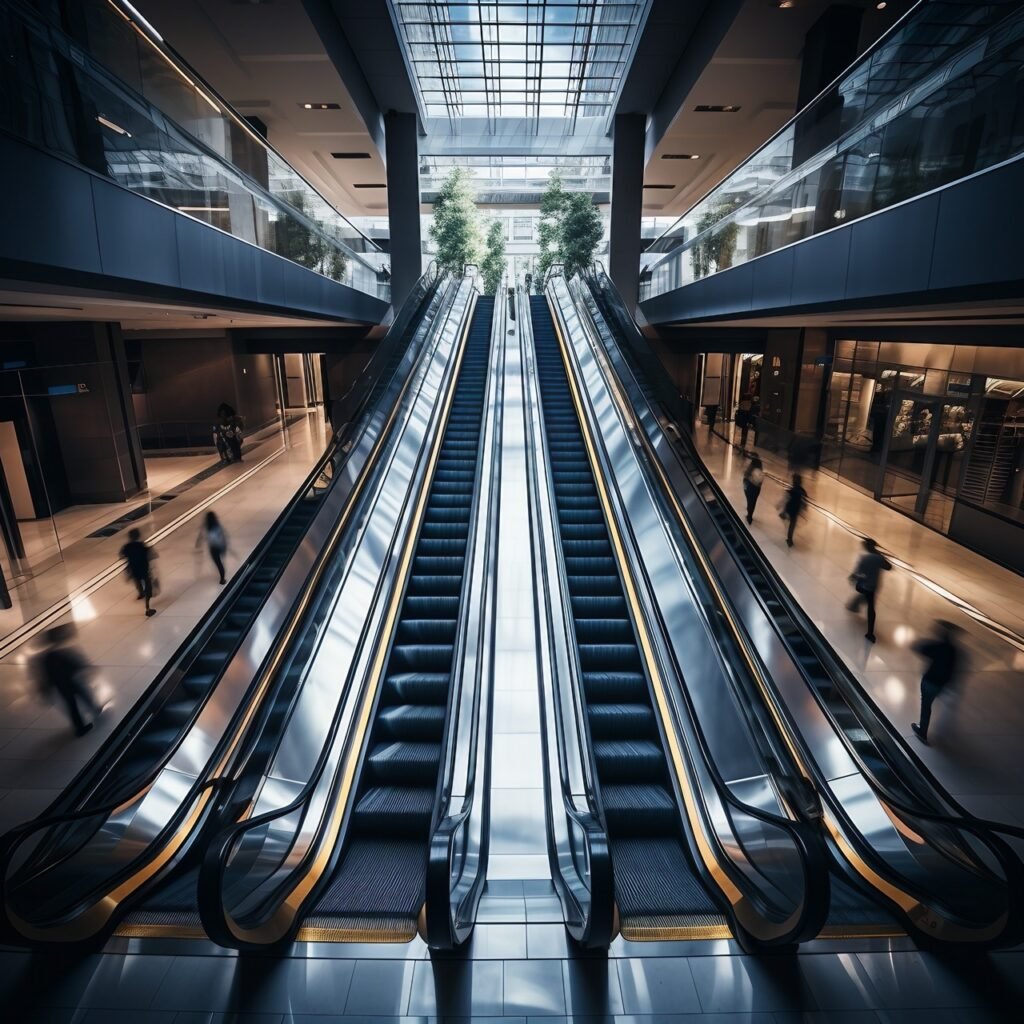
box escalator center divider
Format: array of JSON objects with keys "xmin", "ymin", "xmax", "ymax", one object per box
[
  {"xmin": 302, "ymin": 296, "xmax": 495, "ymax": 940},
  {"xmin": 529, "ymin": 296, "xmax": 722, "ymax": 937}
]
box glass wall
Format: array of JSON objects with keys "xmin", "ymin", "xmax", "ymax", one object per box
[
  {"xmin": 641, "ymin": 1, "xmax": 1024, "ymax": 301},
  {"xmin": 822, "ymin": 341, "xmax": 1023, "ymax": 535},
  {"xmin": 0, "ymin": 0, "xmax": 389, "ymax": 299}
]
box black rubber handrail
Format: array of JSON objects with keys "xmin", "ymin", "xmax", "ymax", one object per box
[
  {"xmin": 582, "ymin": 268, "xmax": 1024, "ymax": 946},
  {"xmin": 197, "ymin": 281, "xmax": 479, "ymax": 947},
  {"xmin": 546, "ymin": 280, "xmax": 828, "ymax": 948}
]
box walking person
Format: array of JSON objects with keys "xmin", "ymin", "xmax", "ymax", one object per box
[
  {"xmin": 32, "ymin": 624, "xmax": 103, "ymax": 737},
  {"xmin": 196, "ymin": 510, "xmax": 229, "ymax": 585},
  {"xmin": 121, "ymin": 527, "xmax": 157, "ymax": 617},
  {"xmin": 705, "ymin": 403, "xmax": 719, "ymax": 434},
  {"xmin": 737, "ymin": 392, "xmax": 753, "ymax": 448},
  {"xmin": 780, "ymin": 473, "xmax": 807, "ymax": 547},
  {"xmin": 911, "ymin": 620, "xmax": 963, "ymax": 745},
  {"xmin": 847, "ymin": 538, "xmax": 892, "ymax": 643},
  {"xmin": 743, "ymin": 454, "xmax": 764, "ymax": 524}
]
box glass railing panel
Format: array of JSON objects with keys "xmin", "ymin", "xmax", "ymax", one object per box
[
  {"xmin": 641, "ymin": 1, "xmax": 1024, "ymax": 301},
  {"xmin": 0, "ymin": 0, "xmax": 389, "ymax": 301}
]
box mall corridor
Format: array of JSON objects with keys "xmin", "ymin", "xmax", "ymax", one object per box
[{"xmin": 2, "ymin": 0, "xmax": 1024, "ymax": 1020}]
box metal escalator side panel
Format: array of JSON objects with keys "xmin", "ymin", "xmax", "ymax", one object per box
[
  {"xmin": 540, "ymin": 286, "xmax": 825, "ymax": 947},
  {"xmin": 528, "ymin": 295, "xmax": 734, "ymax": 943},
  {"xmin": 0, "ymin": 272, "xmax": 455, "ymax": 945},
  {"xmin": 579, "ymin": 271, "xmax": 1023, "ymax": 947},
  {"xmin": 202, "ymin": 283, "xmax": 483, "ymax": 947}
]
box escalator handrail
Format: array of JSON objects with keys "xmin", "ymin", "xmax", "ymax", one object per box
[
  {"xmin": 425, "ymin": 288, "xmax": 504, "ymax": 948},
  {"xmin": 587, "ymin": 267, "xmax": 1024, "ymax": 846},
  {"xmin": 581, "ymin": 270, "xmax": 1024, "ymax": 941},
  {"xmin": 196, "ymin": 281, "xmax": 480, "ymax": 944},
  {"xmin": 0, "ymin": 271, "xmax": 451, "ymax": 930},
  {"xmin": 519, "ymin": 287, "xmax": 618, "ymax": 949},
  {"xmin": 547, "ymin": 281, "xmax": 830, "ymax": 944}
]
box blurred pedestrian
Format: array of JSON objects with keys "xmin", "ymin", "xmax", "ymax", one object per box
[
  {"xmin": 196, "ymin": 510, "xmax": 229, "ymax": 585},
  {"xmin": 742, "ymin": 454, "xmax": 764, "ymax": 525},
  {"xmin": 847, "ymin": 538, "xmax": 892, "ymax": 643},
  {"xmin": 214, "ymin": 403, "xmax": 244, "ymax": 464},
  {"xmin": 911, "ymin": 620, "xmax": 963, "ymax": 744},
  {"xmin": 705, "ymin": 403, "xmax": 719, "ymax": 433},
  {"xmin": 737, "ymin": 392, "xmax": 753, "ymax": 448},
  {"xmin": 749, "ymin": 395, "xmax": 761, "ymax": 446},
  {"xmin": 32, "ymin": 624, "xmax": 102, "ymax": 737},
  {"xmin": 780, "ymin": 473, "xmax": 807, "ymax": 547},
  {"xmin": 121, "ymin": 527, "xmax": 157, "ymax": 617}
]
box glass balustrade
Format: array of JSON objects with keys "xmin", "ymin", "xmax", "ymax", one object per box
[
  {"xmin": 641, "ymin": 0, "xmax": 1024, "ymax": 302},
  {"xmin": 0, "ymin": 0, "xmax": 389, "ymax": 301}
]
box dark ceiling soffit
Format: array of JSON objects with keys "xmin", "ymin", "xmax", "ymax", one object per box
[
  {"xmin": 637, "ymin": 0, "xmax": 746, "ymax": 164},
  {"xmin": 320, "ymin": 0, "xmax": 420, "ymax": 122},
  {"xmin": 301, "ymin": 0, "xmax": 385, "ymax": 155}
]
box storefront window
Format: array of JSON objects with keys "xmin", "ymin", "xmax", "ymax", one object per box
[{"xmin": 961, "ymin": 379, "xmax": 1024, "ymax": 524}]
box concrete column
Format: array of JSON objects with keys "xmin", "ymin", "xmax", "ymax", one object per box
[
  {"xmin": 609, "ymin": 112, "xmax": 646, "ymax": 313},
  {"xmin": 384, "ymin": 111, "xmax": 422, "ymax": 310}
]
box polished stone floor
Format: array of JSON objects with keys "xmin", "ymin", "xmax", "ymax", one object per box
[
  {"xmin": 1, "ymin": 414, "xmax": 1022, "ymax": 1021},
  {"xmin": 694, "ymin": 426, "xmax": 1024, "ymax": 829}
]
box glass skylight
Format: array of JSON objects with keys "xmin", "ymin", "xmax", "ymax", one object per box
[{"xmin": 390, "ymin": 1, "xmax": 650, "ymax": 130}]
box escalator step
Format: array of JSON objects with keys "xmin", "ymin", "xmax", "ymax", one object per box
[
  {"xmin": 566, "ymin": 574, "xmax": 622, "ymax": 596},
  {"xmin": 577, "ymin": 644, "xmax": 643, "ymax": 671},
  {"xmin": 367, "ymin": 741, "xmax": 442, "ymax": 783},
  {"xmin": 593, "ymin": 739, "xmax": 665, "ymax": 782},
  {"xmin": 377, "ymin": 705, "xmax": 447, "ymax": 740},
  {"xmin": 571, "ymin": 595, "xmax": 628, "ymax": 617},
  {"xmin": 573, "ymin": 618, "xmax": 635, "ymax": 644},
  {"xmin": 588, "ymin": 703, "xmax": 656, "ymax": 739},
  {"xmin": 354, "ymin": 786, "xmax": 435, "ymax": 834},
  {"xmin": 383, "ymin": 672, "xmax": 452, "ymax": 704},
  {"xmin": 388, "ymin": 644, "xmax": 455, "ymax": 673},
  {"xmin": 603, "ymin": 784, "xmax": 678, "ymax": 835},
  {"xmin": 401, "ymin": 596, "xmax": 461, "ymax": 619},
  {"xmin": 582, "ymin": 671, "xmax": 649, "ymax": 703},
  {"xmin": 406, "ymin": 574, "xmax": 463, "ymax": 596},
  {"xmin": 395, "ymin": 619, "xmax": 457, "ymax": 644}
]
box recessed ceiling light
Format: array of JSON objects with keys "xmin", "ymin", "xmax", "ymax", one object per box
[
  {"xmin": 876, "ymin": 2, "xmax": 888, "ymax": 9},
  {"xmin": 331, "ymin": 152, "xmax": 371, "ymax": 159},
  {"xmin": 695, "ymin": 104, "xmax": 740, "ymax": 113},
  {"xmin": 301, "ymin": 102, "xmax": 340, "ymax": 110},
  {"xmin": 777, "ymin": 1, "xmax": 795, "ymax": 8},
  {"xmin": 662, "ymin": 154, "xmax": 701, "ymax": 160}
]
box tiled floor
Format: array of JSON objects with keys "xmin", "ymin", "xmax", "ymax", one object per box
[
  {"xmin": 694, "ymin": 426, "xmax": 1024, "ymax": 827},
  {"xmin": 0, "ymin": 412, "xmax": 329, "ymax": 834}
]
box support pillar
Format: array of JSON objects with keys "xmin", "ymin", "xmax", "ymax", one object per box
[
  {"xmin": 609, "ymin": 112, "xmax": 646, "ymax": 313},
  {"xmin": 384, "ymin": 111, "xmax": 423, "ymax": 311}
]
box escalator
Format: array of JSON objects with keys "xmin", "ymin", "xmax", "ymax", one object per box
[
  {"xmin": 303, "ymin": 296, "xmax": 494, "ymax": 939},
  {"xmin": 0, "ymin": 270, "xmax": 449, "ymax": 944},
  {"xmin": 575, "ymin": 269, "xmax": 1024, "ymax": 947},
  {"xmin": 529, "ymin": 295, "xmax": 725, "ymax": 938},
  {"xmin": 199, "ymin": 291, "xmax": 496, "ymax": 948}
]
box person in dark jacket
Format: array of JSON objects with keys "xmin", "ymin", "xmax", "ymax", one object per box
[
  {"xmin": 32, "ymin": 624, "xmax": 102, "ymax": 736},
  {"xmin": 736, "ymin": 393, "xmax": 753, "ymax": 448},
  {"xmin": 214, "ymin": 403, "xmax": 244, "ymax": 464},
  {"xmin": 911, "ymin": 620, "xmax": 963, "ymax": 744},
  {"xmin": 780, "ymin": 473, "xmax": 807, "ymax": 547},
  {"xmin": 196, "ymin": 510, "xmax": 229, "ymax": 585},
  {"xmin": 847, "ymin": 537, "xmax": 893, "ymax": 643},
  {"xmin": 121, "ymin": 528, "xmax": 157, "ymax": 617},
  {"xmin": 742, "ymin": 454, "xmax": 764, "ymax": 524}
]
